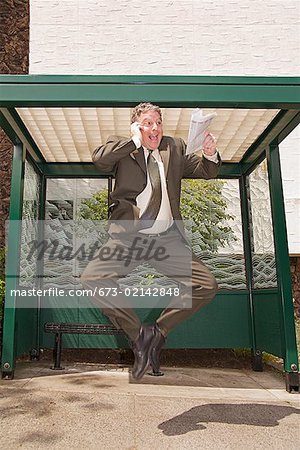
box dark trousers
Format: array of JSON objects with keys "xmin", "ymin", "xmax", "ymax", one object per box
[{"xmin": 81, "ymin": 228, "xmax": 218, "ymax": 341}]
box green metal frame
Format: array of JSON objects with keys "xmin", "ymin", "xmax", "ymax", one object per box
[
  {"xmin": 1, "ymin": 143, "xmax": 25, "ymax": 375},
  {"xmin": 239, "ymin": 174, "xmax": 258, "ymax": 361},
  {"xmin": 0, "ymin": 75, "xmax": 299, "ymax": 382},
  {"xmin": 1, "ymin": 75, "xmax": 299, "ymax": 108},
  {"xmin": 267, "ymin": 143, "xmax": 299, "ymax": 373}
]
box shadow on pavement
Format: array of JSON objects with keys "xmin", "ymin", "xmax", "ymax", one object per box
[{"xmin": 158, "ymin": 403, "xmax": 300, "ymax": 435}]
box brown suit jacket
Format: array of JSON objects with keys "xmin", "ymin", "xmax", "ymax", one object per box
[{"xmin": 92, "ymin": 135, "xmax": 221, "ymax": 233}]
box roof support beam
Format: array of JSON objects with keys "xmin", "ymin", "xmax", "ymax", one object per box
[
  {"xmin": 38, "ymin": 161, "xmax": 242, "ymax": 178},
  {"xmin": 241, "ymin": 110, "xmax": 300, "ymax": 173},
  {"xmin": 1, "ymin": 75, "xmax": 299, "ymax": 108},
  {"xmin": 0, "ymin": 107, "xmax": 45, "ymax": 164}
]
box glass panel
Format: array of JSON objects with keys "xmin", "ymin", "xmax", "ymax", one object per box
[
  {"xmin": 41, "ymin": 180, "xmax": 176, "ymax": 298},
  {"xmin": 181, "ymin": 179, "xmax": 246, "ymax": 290},
  {"xmin": 19, "ymin": 159, "xmax": 41, "ymax": 286},
  {"xmin": 44, "ymin": 178, "xmax": 109, "ymax": 291},
  {"xmin": 42, "ymin": 177, "xmax": 246, "ymax": 296},
  {"xmin": 248, "ymin": 160, "xmax": 277, "ymax": 289},
  {"xmin": 279, "ymin": 124, "xmax": 300, "ymax": 256}
]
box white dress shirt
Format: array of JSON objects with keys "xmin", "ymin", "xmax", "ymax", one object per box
[{"xmin": 136, "ymin": 147, "xmax": 173, "ymax": 234}]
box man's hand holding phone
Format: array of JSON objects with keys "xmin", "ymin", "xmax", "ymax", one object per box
[{"xmin": 131, "ymin": 122, "xmax": 143, "ymax": 148}]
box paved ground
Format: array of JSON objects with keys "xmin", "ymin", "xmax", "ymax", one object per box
[{"xmin": 0, "ymin": 362, "xmax": 299, "ymax": 449}]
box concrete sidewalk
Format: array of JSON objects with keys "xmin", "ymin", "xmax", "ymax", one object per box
[{"xmin": 0, "ymin": 362, "xmax": 299, "ymax": 449}]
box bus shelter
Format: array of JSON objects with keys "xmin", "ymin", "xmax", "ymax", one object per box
[{"xmin": 0, "ymin": 75, "xmax": 299, "ymax": 392}]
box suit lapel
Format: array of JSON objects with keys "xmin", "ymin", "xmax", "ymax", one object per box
[
  {"xmin": 159, "ymin": 137, "xmax": 170, "ymax": 176},
  {"xmin": 130, "ymin": 147, "xmax": 146, "ymax": 174}
]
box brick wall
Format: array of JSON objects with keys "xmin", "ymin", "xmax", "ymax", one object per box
[
  {"xmin": 0, "ymin": 0, "xmax": 29, "ymax": 249},
  {"xmin": 291, "ymin": 258, "xmax": 300, "ymax": 318},
  {"xmin": 0, "ymin": 0, "xmax": 29, "ymax": 339}
]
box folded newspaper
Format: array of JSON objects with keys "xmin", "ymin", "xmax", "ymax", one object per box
[{"xmin": 186, "ymin": 109, "xmax": 217, "ymax": 155}]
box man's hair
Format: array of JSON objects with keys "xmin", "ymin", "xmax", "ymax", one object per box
[{"xmin": 131, "ymin": 102, "xmax": 162, "ymax": 124}]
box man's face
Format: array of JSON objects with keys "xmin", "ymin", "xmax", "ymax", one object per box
[{"xmin": 138, "ymin": 110, "xmax": 163, "ymax": 150}]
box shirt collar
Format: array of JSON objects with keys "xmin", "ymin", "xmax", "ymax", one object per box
[{"xmin": 142, "ymin": 146, "xmax": 159, "ymax": 156}]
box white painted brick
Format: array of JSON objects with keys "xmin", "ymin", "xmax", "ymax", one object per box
[
  {"xmin": 280, "ymin": 126, "xmax": 300, "ymax": 199},
  {"xmin": 29, "ymin": 0, "xmax": 300, "ymax": 76}
]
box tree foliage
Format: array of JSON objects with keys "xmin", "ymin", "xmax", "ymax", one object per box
[
  {"xmin": 79, "ymin": 189, "xmax": 109, "ymax": 221},
  {"xmin": 180, "ymin": 179, "xmax": 235, "ymax": 252}
]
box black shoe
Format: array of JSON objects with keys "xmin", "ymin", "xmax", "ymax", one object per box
[
  {"xmin": 131, "ymin": 325, "xmax": 155, "ymax": 380},
  {"xmin": 149, "ymin": 324, "xmax": 165, "ymax": 376}
]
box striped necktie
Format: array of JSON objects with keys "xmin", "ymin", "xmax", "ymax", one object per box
[{"xmin": 140, "ymin": 151, "xmax": 162, "ymax": 227}]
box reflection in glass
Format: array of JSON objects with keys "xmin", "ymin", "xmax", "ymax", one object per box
[
  {"xmin": 43, "ymin": 177, "xmax": 247, "ymax": 293},
  {"xmin": 182, "ymin": 179, "xmax": 246, "ymax": 290},
  {"xmin": 248, "ymin": 160, "xmax": 277, "ymax": 289},
  {"xmin": 44, "ymin": 179, "xmax": 108, "ymax": 290},
  {"xmin": 19, "ymin": 160, "xmax": 41, "ymax": 286}
]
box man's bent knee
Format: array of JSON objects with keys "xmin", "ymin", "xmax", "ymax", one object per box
[{"xmin": 193, "ymin": 274, "xmax": 218, "ymax": 305}]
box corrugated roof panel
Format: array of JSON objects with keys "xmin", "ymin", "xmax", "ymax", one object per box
[{"xmin": 16, "ymin": 107, "xmax": 279, "ymax": 163}]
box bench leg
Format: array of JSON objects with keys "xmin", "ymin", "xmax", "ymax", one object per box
[
  {"xmin": 30, "ymin": 348, "xmax": 40, "ymax": 361},
  {"xmin": 51, "ymin": 332, "xmax": 64, "ymax": 370}
]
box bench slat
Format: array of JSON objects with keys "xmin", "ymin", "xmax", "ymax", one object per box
[{"xmin": 44, "ymin": 322, "xmax": 126, "ymax": 335}]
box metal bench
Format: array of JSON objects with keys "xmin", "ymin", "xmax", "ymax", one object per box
[{"xmin": 44, "ymin": 322, "xmax": 162, "ymax": 376}]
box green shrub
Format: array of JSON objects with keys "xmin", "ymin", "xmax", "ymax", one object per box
[{"xmin": 0, "ymin": 247, "xmax": 5, "ymax": 278}]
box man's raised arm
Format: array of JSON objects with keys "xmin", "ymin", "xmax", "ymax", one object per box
[{"xmin": 92, "ymin": 135, "xmax": 137, "ymax": 173}]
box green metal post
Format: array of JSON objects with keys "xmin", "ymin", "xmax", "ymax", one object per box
[
  {"xmin": 267, "ymin": 143, "xmax": 299, "ymax": 383},
  {"xmin": 1, "ymin": 143, "xmax": 25, "ymax": 378},
  {"xmin": 240, "ymin": 175, "xmax": 263, "ymax": 370},
  {"xmin": 34, "ymin": 172, "xmax": 46, "ymax": 358}
]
